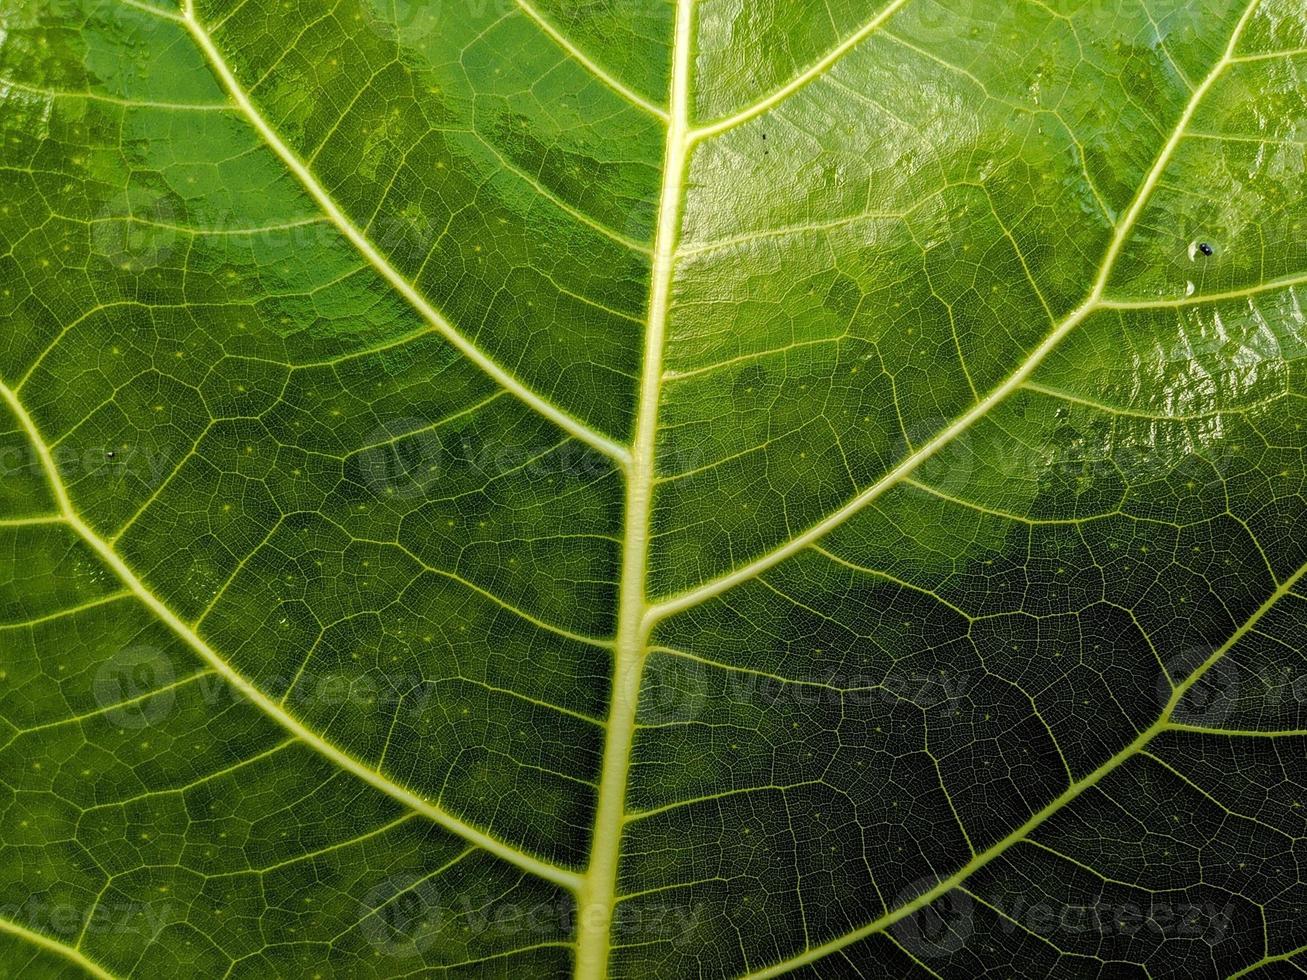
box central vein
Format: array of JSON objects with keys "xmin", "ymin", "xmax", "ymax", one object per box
[{"xmin": 574, "ymin": 2, "xmax": 694, "ymax": 977}]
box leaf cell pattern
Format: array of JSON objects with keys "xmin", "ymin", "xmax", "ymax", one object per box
[{"xmin": 0, "ymin": 0, "xmax": 1305, "ymax": 977}]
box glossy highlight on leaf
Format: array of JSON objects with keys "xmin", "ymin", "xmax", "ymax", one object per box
[{"xmin": 0, "ymin": 0, "xmax": 1305, "ymax": 978}]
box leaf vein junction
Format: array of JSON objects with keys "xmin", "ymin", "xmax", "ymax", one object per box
[{"xmin": 647, "ymin": 0, "xmax": 1266, "ymax": 624}]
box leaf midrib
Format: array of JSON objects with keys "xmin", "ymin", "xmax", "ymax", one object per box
[
  {"xmin": 589, "ymin": 1, "xmax": 1275, "ymax": 976},
  {"xmin": 0, "ymin": 913, "xmax": 117, "ymax": 980},
  {"xmin": 572, "ymin": 1, "xmax": 695, "ymax": 976}
]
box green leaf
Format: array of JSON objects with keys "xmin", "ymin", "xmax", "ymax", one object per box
[{"xmin": 1, "ymin": 0, "xmax": 1305, "ymax": 977}]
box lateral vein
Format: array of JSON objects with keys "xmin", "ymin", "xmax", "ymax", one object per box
[
  {"xmin": 0, "ymin": 379, "xmax": 582, "ymax": 892},
  {"xmin": 179, "ymin": 2, "xmax": 630, "ymax": 464},
  {"xmin": 689, "ymin": 0, "xmax": 912, "ymax": 141},
  {"xmin": 514, "ymin": 0, "xmax": 669, "ymax": 120},
  {"xmin": 743, "ymin": 553, "xmax": 1307, "ymax": 979},
  {"xmin": 648, "ymin": 0, "xmax": 1263, "ymax": 624}
]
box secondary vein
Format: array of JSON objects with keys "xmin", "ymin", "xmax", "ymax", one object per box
[
  {"xmin": 647, "ymin": 0, "xmax": 1266, "ymax": 625},
  {"xmin": 689, "ymin": 0, "xmax": 913, "ymax": 142},
  {"xmin": 514, "ymin": 0, "xmax": 669, "ymax": 120},
  {"xmin": 180, "ymin": 1, "xmax": 630, "ymax": 465},
  {"xmin": 743, "ymin": 553, "xmax": 1307, "ymax": 979},
  {"xmin": 0, "ymin": 379, "xmax": 582, "ymax": 892}
]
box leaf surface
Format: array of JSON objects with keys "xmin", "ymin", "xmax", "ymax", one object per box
[{"xmin": 1, "ymin": 0, "xmax": 1305, "ymax": 977}]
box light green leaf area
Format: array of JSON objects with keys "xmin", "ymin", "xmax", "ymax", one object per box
[{"xmin": 0, "ymin": 0, "xmax": 1305, "ymax": 977}]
